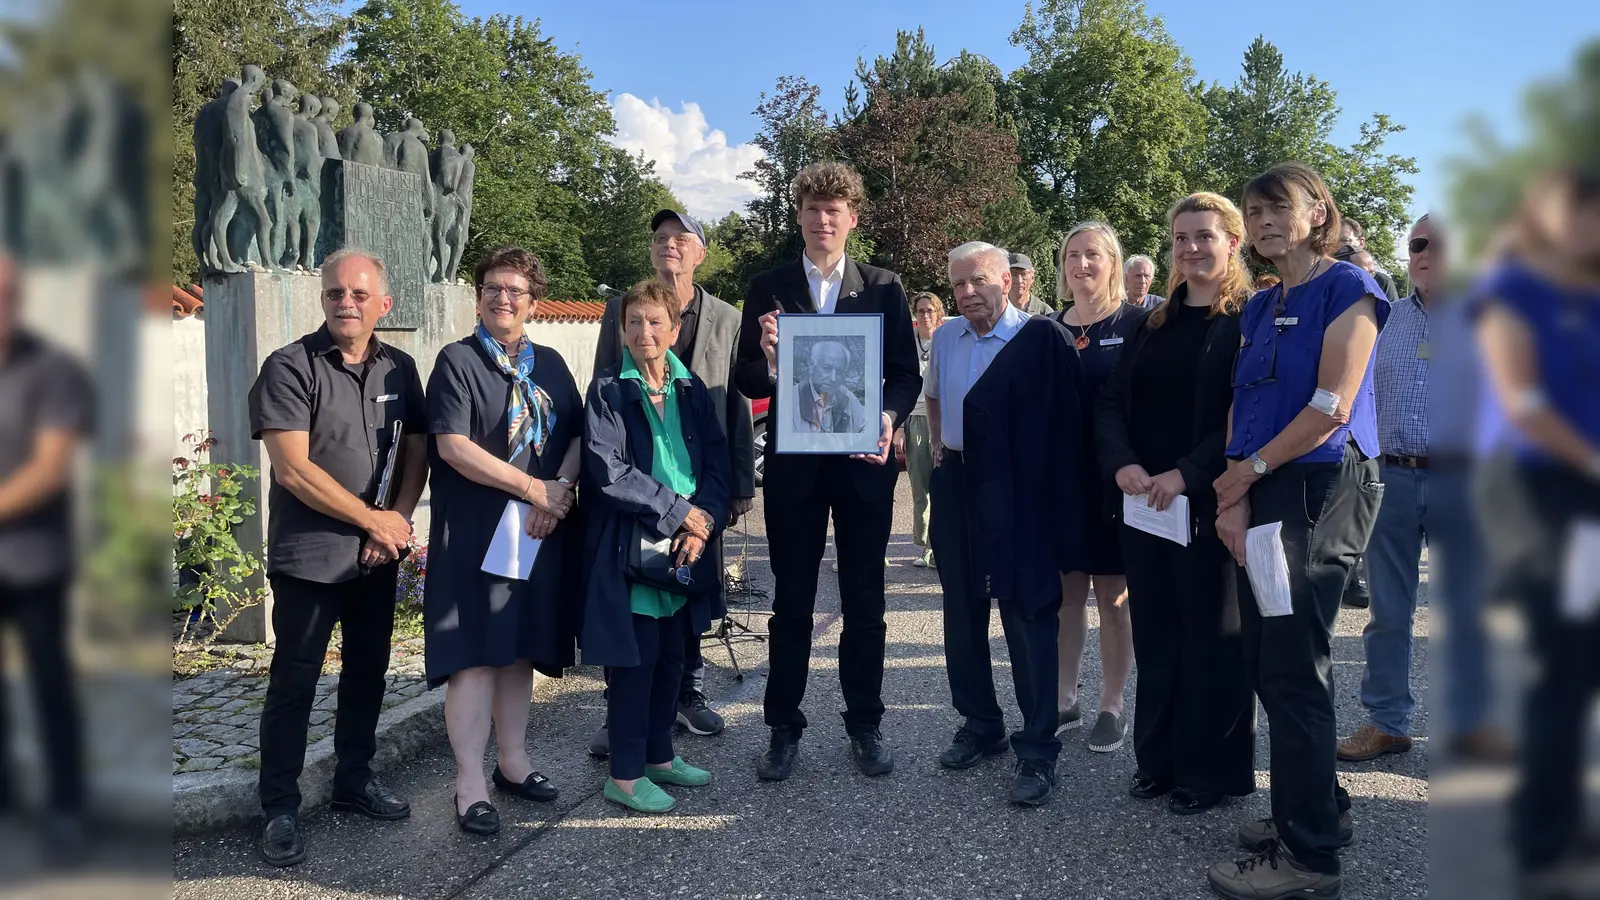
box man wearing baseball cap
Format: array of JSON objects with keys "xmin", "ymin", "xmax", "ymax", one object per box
[
  {"xmin": 588, "ymin": 209, "xmax": 754, "ymax": 756},
  {"xmin": 1007, "ymin": 253, "xmax": 1052, "ymax": 316}
]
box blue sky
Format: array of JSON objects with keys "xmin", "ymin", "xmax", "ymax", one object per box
[{"xmin": 455, "ymin": 0, "xmax": 1595, "ymax": 225}]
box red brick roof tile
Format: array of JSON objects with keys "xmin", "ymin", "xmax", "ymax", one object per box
[
  {"xmin": 531, "ymin": 300, "xmax": 606, "ymax": 323},
  {"xmin": 173, "ymin": 285, "xmax": 203, "ymax": 317}
]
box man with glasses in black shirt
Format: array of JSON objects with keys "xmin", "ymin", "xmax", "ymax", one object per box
[{"xmin": 248, "ymin": 248, "xmax": 429, "ymax": 867}]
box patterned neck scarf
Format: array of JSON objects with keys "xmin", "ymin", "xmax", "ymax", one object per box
[{"xmin": 475, "ymin": 322, "xmax": 554, "ymax": 461}]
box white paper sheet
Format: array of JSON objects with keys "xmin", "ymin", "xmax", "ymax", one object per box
[
  {"xmin": 1244, "ymin": 522, "xmax": 1294, "ymax": 618},
  {"xmin": 1561, "ymin": 519, "xmax": 1600, "ymax": 621},
  {"xmin": 481, "ymin": 500, "xmax": 542, "ymax": 581},
  {"xmin": 1122, "ymin": 493, "xmax": 1190, "ymax": 547}
]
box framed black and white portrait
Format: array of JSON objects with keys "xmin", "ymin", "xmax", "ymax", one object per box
[{"xmin": 774, "ymin": 313, "xmax": 883, "ymax": 455}]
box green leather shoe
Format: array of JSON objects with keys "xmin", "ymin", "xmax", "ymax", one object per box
[
  {"xmin": 604, "ymin": 777, "xmax": 676, "ymax": 814},
  {"xmin": 647, "ymin": 757, "xmax": 711, "ymax": 787}
]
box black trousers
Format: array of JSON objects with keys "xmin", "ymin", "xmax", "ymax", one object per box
[
  {"xmin": 1236, "ymin": 446, "xmax": 1380, "ymax": 876},
  {"xmin": 0, "ymin": 577, "xmax": 83, "ymax": 809},
  {"xmin": 606, "ymin": 607, "xmax": 688, "ymax": 780},
  {"xmin": 763, "ymin": 461, "xmax": 891, "ymax": 735},
  {"xmin": 1124, "ymin": 526, "xmax": 1256, "ymax": 794},
  {"xmin": 1477, "ymin": 456, "xmax": 1600, "ymax": 872},
  {"xmin": 259, "ymin": 567, "xmax": 397, "ymax": 819},
  {"xmin": 930, "ymin": 455, "xmax": 1061, "ymax": 761}
]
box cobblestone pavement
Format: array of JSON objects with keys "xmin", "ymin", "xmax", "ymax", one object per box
[{"xmin": 172, "ymin": 634, "xmax": 428, "ymax": 777}]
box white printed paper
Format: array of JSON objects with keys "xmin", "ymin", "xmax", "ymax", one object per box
[
  {"xmin": 1560, "ymin": 519, "xmax": 1600, "ymax": 621},
  {"xmin": 1122, "ymin": 493, "xmax": 1190, "ymax": 547},
  {"xmin": 1244, "ymin": 522, "xmax": 1294, "ymax": 618},
  {"xmin": 481, "ymin": 500, "xmax": 542, "ymax": 581}
]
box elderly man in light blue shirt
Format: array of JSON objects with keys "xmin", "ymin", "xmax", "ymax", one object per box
[{"xmin": 924, "ymin": 240, "xmax": 1067, "ymax": 808}]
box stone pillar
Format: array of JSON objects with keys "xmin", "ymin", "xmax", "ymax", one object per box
[{"xmin": 202, "ymin": 270, "xmax": 328, "ymax": 642}]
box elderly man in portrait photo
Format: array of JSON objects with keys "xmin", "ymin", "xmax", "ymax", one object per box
[
  {"xmin": 925, "ymin": 241, "xmax": 1088, "ymax": 806},
  {"xmin": 587, "ymin": 208, "xmax": 754, "ymax": 756},
  {"xmin": 792, "ymin": 340, "xmax": 868, "ymax": 434}
]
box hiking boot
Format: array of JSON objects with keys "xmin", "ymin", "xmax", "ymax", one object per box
[
  {"xmin": 1238, "ymin": 810, "xmax": 1355, "ymax": 851},
  {"xmin": 1207, "ymin": 842, "xmax": 1342, "ymax": 899}
]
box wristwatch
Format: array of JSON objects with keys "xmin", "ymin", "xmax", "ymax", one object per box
[
  {"xmin": 1249, "ymin": 453, "xmax": 1271, "ymax": 476},
  {"xmin": 557, "ymin": 476, "xmax": 574, "ymax": 485}
]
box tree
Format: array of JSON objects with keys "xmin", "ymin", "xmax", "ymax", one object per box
[
  {"xmin": 171, "ymin": 0, "xmax": 355, "ymax": 284},
  {"xmin": 1201, "ymin": 37, "xmax": 1417, "ymax": 266},
  {"xmin": 1009, "ymin": 0, "xmax": 1209, "ymax": 264},
  {"xmin": 1447, "ymin": 40, "xmax": 1600, "ymax": 259},
  {"xmin": 837, "ymin": 29, "xmax": 1027, "ymax": 292},
  {"xmin": 699, "ymin": 211, "xmax": 759, "ymax": 303},
  {"xmin": 740, "ymin": 75, "xmax": 835, "ymax": 281},
  {"xmin": 348, "ymin": 0, "xmax": 615, "ymax": 299},
  {"xmin": 579, "ymin": 148, "xmax": 683, "ymax": 297}
]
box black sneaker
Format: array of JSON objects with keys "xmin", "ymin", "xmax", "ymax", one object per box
[
  {"xmin": 849, "ymin": 729, "xmax": 895, "ymax": 777},
  {"xmin": 938, "ymin": 728, "xmax": 1009, "ymax": 770},
  {"xmin": 756, "ymin": 726, "xmax": 801, "ymax": 781},
  {"xmin": 259, "ymin": 814, "xmax": 306, "ymax": 867},
  {"xmin": 676, "ymin": 692, "xmax": 726, "ymax": 736},
  {"xmin": 1009, "ymin": 759, "xmax": 1057, "ymax": 806}
]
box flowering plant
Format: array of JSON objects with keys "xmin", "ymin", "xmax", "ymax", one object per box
[{"xmin": 173, "ymin": 433, "xmax": 264, "ymax": 641}]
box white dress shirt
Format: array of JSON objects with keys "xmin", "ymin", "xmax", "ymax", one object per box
[
  {"xmin": 923, "ymin": 303, "xmax": 1030, "ymax": 451},
  {"xmin": 804, "ymin": 253, "xmax": 848, "ymax": 314}
]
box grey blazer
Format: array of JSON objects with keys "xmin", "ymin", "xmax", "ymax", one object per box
[{"xmin": 592, "ymin": 285, "xmax": 756, "ymax": 499}]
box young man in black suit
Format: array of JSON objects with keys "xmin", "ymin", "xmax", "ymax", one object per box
[{"xmin": 734, "ymin": 162, "xmax": 921, "ymax": 780}]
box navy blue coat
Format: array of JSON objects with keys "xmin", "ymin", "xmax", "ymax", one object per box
[
  {"xmin": 962, "ymin": 316, "xmax": 1090, "ymax": 613},
  {"xmin": 579, "ymin": 364, "xmax": 732, "ymax": 668}
]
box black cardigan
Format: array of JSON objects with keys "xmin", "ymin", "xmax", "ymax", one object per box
[{"xmin": 1094, "ymin": 285, "xmax": 1242, "ymax": 538}]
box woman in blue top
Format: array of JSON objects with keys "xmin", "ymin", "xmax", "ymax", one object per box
[
  {"xmin": 1473, "ymin": 169, "xmax": 1600, "ymax": 886},
  {"xmin": 581, "ymin": 280, "xmax": 731, "ymax": 815},
  {"xmin": 1205, "ymin": 163, "xmax": 1387, "ymax": 900}
]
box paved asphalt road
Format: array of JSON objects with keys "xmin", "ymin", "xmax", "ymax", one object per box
[{"xmin": 173, "ymin": 475, "xmax": 1429, "ymax": 899}]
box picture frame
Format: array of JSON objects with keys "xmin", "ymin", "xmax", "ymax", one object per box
[{"xmin": 774, "ymin": 312, "xmax": 884, "ymax": 455}]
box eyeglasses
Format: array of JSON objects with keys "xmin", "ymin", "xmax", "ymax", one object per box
[
  {"xmin": 672, "ymin": 565, "xmax": 694, "ymax": 586},
  {"xmin": 479, "ymin": 285, "xmax": 531, "ymax": 301},
  {"xmin": 322, "ymin": 288, "xmax": 371, "ymax": 303},
  {"xmin": 1232, "ymin": 291, "xmax": 1286, "ymax": 390},
  {"xmin": 1408, "ymin": 237, "xmax": 1431, "ymax": 255}
]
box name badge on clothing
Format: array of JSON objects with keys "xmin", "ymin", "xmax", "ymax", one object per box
[
  {"xmin": 1274, "ymin": 316, "xmax": 1300, "ymax": 326},
  {"xmin": 1416, "ymin": 342, "xmax": 1430, "ymax": 360},
  {"xmin": 374, "ymin": 393, "xmax": 400, "ymax": 402},
  {"xmin": 1099, "ymin": 337, "xmax": 1124, "ymax": 347}
]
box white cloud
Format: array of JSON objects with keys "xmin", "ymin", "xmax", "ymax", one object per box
[{"xmin": 608, "ymin": 93, "xmax": 763, "ymax": 223}]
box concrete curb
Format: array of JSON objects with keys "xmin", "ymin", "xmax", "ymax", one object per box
[{"xmin": 173, "ymin": 682, "xmax": 447, "ymax": 836}]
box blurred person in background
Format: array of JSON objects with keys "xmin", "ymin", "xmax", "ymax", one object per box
[
  {"xmin": 1255, "ymin": 273, "xmax": 1281, "ymax": 292},
  {"xmin": 895, "ymin": 291, "xmax": 944, "ymax": 568},
  {"xmin": 1208, "ymin": 162, "xmax": 1387, "ymax": 900},
  {"xmin": 248, "ymin": 249, "xmax": 429, "ymax": 865},
  {"xmin": 1095, "ymin": 193, "xmax": 1256, "ymax": 815},
  {"xmin": 0, "ymin": 251, "xmax": 92, "ymax": 852},
  {"xmin": 1337, "ymin": 214, "xmax": 1440, "ymax": 765},
  {"xmin": 1051, "ymin": 221, "xmax": 1147, "ymax": 756},
  {"xmin": 1337, "ymin": 219, "xmax": 1401, "ymax": 302},
  {"xmin": 587, "ymin": 209, "xmax": 752, "ymax": 757},
  {"xmin": 1007, "ymin": 253, "xmax": 1052, "ymax": 315},
  {"xmin": 1125, "ymin": 255, "xmax": 1165, "ymax": 310},
  {"xmin": 1472, "ymin": 169, "xmax": 1600, "ymax": 895}
]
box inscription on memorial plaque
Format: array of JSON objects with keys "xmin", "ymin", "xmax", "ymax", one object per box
[{"xmin": 320, "ymin": 158, "xmax": 428, "ymax": 329}]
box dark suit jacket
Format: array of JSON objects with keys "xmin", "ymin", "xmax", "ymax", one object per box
[
  {"xmin": 593, "ymin": 285, "xmax": 755, "ymax": 499},
  {"xmin": 962, "ymin": 316, "xmax": 1089, "ymax": 611},
  {"xmin": 579, "ymin": 365, "xmax": 731, "ymax": 668},
  {"xmin": 734, "ymin": 257, "xmax": 921, "ymax": 503},
  {"xmin": 1093, "ymin": 285, "xmax": 1243, "ymax": 538}
]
